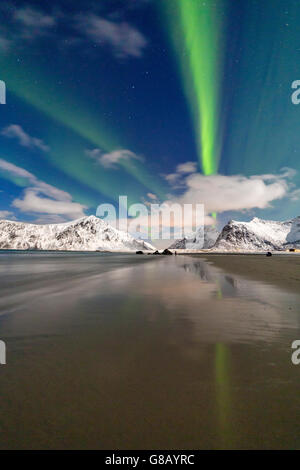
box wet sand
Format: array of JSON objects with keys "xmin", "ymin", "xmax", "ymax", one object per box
[
  {"xmin": 0, "ymin": 252, "xmax": 300, "ymax": 449},
  {"xmin": 196, "ymin": 254, "xmax": 300, "ymax": 294}
]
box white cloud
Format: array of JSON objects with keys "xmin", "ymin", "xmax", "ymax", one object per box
[
  {"xmin": 164, "ymin": 167, "xmax": 295, "ymax": 218},
  {"xmin": 147, "ymin": 193, "xmax": 157, "ymax": 200},
  {"xmin": 14, "ymin": 7, "xmax": 55, "ymax": 28},
  {"xmin": 76, "ymin": 14, "xmax": 147, "ymax": 58},
  {"xmin": 0, "ymin": 159, "xmax": 86, "ymax": 220},
  {"xmin": 85, "ymin": 148, "xmax": 102, "ymax": 159},
  {"xmin": 0, "ymin": 210, "xmax": 14, "ymax": 219},
  {"xmin": 86, "ymin": 148, "xmax": 143, "ymax": 169},
  {"xmin": 13, "ymin": 7, "xmax": 56, "ymax": 39},
  {"xmin": 290, "ymin": 188, "xmax": 300, "ymax": 201},
  {"xmin": 1, "ymin": 125, "xmax": 49, "ymax": 152},
  {"xmin": 176, "ymin": 161, "xmax": 197, "ymax": 174},
  {"xmin": 129, "ymin": 166, "xmax": 299, "ymax": 240},
  {"xmin": 0, "ymin": 158, "xmax": 34, "ymax": 181},
  {"xmin": 0, "ymin": 5, "xmax": 56, "ymax": 52},
  {"xmin": 164, "ymin": 161, "xmax": 198, "ymax": 188},
  {"xmin": 0, "ymin": 5, "xmax": 56, "ymax": 53},
  {"xmin": 165, "ymin": 173, "xmax": 179, "ymax": 184},
  {"xmin": 0, "ymin": 5, "xmax": 148, "ymax": 60},
  {"xmin": 12, "ymin": 189, "xmax": 85, "ymax": 219}
]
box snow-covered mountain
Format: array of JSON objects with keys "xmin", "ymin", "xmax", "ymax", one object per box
[
  {"xmin": 214, "ymin": 217, "xmax": 300, "ymax": 251},
  {"xmin": 2, "ymin": 214, "xmax": 300, "ymax": 253},
  {"xmin": 169, "ymin": 226, "xmax": 219, "ymax": 250},
  {"xmin": 0, "ymin": 216, "xmax": 155, "ymax": 251}
]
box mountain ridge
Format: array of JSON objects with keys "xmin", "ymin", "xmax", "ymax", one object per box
[
  {"xmin": 0, "ymin": 215, "xmax": 155, "ymax": 252},
  {"xmin": 213, "ymin": 216, "xmax": 300, "ymax": 251},
  {"xmin": 1, "ymin": 215, "xmax": 300, "ymax": 253},
  {"xmin": 169, "ymin": 225, "xmax": 219, "ymax": 250}
]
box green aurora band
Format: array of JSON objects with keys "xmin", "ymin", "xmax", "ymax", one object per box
[{"xmin": 162, "ymin": 0, "xmax": 223, "ymax": 175}]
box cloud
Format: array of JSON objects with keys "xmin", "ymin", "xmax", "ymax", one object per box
[
  {"xmin": 75, "ymin": 14, "xmax": 147, "ymax": 58},
  {"xmin": 0, "ymin": 5, "xmax": 148, "ymax": 60},
  {"xmin": 1, "ymin": 125, "xmax": 49, "ymax": 152},
  {"xmin": 13, "ymin": 6, "xmax": 56, "ymax": 39},
  {"xmin": 165, "ymin": 173, "xmax": 180, "ymax": 184},
  {"xmin": 164, "ymin": 161, "xmax": 198, "ymax": 187},
  {"xmin": 164, "ymin": 167, "xmax": 296, "ymax": 217},
  {"xmin": 176, "ymin": 161, "xmax": 197, "ymax": 174},
  {"xmin": 0, "ymin": 158, "xmax": 34, "ymax": 181},
  {"xmin": 85, "ymin": 148, "xmax": 102, "ymax": 159},
  {"xmin": 86, "ymin": 148, "xmax": 143, "ymax": 169},
  {"xmin": 0, "ymin": 210, "xmax": 14, "ymax": 219},
  {"xmin": 147, "ymin": 193, "xmax": 157, "ymax": 200},
  {"xmin": 128, "ymin": 166, "xmax": 299, "ymax": 240},
  {"xmin": 12, "ymin": 189, "xmax": 86, "ymax": 219},
  {"xmin": 0, "ymin": 159, "xmax": 86, "ymax": 220},
  {"xmin": 290, "ymin": 188, "xmax": 300, "ymax": 201},
  {"xmin": 0, "ymin": 5, "xmax": 56, "ymax": 51}
]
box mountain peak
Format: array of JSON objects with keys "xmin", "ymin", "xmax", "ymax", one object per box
[
  {"xmin": 169, "ymin": 225, "xmax": 219, "ymax": 250},
  {"xmin": 214, "ymin": 216, "xmax": 300, "ymax": 251},
  {"xmin": 0, "ymin": 217, "xmax": 155, "ymax": 252}
]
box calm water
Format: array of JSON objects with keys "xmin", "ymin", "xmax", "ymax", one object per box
[{"xmin": 0, "ymin": 252, "xmax": 299, "ymax": 449}]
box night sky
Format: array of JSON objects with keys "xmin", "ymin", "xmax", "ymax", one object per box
[{"xmin": 0, "ymin": 0, "xmax": 300, "ymax": 231}]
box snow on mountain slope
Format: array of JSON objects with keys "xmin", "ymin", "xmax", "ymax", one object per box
[
  {"xmin": 0, "ymin": 216, "xmax": 155, "ymax": 251},
  {"xmin": 169, "ymin": 226, "xmax": 219, "ymax": 250},
  {"xmin": 214, "ymin": 217, "xmax": 300, "ymax": 251}
]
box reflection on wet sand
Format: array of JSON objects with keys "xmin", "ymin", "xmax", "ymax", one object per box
[{"xmin": 0, "ymin": 253, "xmax": 299, "ymax": 449}]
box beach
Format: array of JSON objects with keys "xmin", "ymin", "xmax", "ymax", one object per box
[
  {"xmin": 196, "ymin": 253, "xmax": 300, "ymax": 294},
  {"xmin": 0, "ymin": 252, "xmax": 299, "ymax": 449}
]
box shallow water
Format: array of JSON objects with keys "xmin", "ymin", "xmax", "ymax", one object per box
[{"xmin": 0, "ymin": 252, "xmax": 299, "ymax": 449}]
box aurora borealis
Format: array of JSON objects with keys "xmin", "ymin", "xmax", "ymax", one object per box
[
  {"xmin": 162, "ymin": 0, "xmax": 223, "ymax": 175},
  {"xmin": 0, "ymin": 0, "xmax": 300, "ymax": 227}
]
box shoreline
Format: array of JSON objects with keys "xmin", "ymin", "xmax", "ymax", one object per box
[
  {"xmin": 191, "ymin": 253, "xmax": 300, "ymax": 294},
  {"xmin": 1, "ymin": 248, "xmax": 300, "ymax": 255}
]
